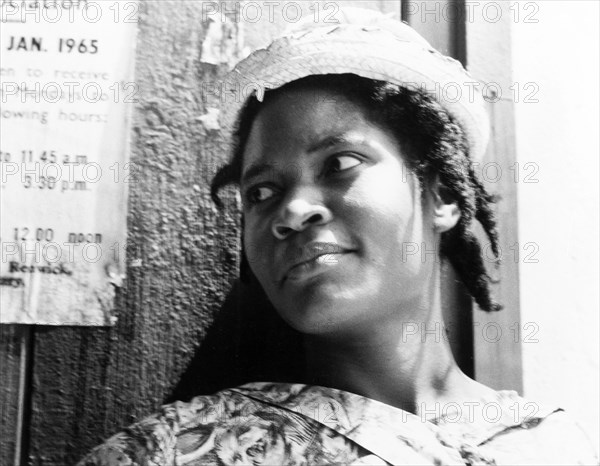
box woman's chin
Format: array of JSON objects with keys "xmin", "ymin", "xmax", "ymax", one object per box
[{"xmin": 273, "ymin": 287, "xmax": 367, "ymax": 336}]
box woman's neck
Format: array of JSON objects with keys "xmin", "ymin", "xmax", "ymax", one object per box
[{"xmin": 303, "ymin": 267, "xmax": 487, "ymax": 418}]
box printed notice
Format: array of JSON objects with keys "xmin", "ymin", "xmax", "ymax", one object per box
[{"xmin": 0, "ymin": 1, "xmax": 138, "ymax": 325}]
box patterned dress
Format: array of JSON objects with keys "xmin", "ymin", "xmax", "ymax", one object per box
[{"xmin": 78, "ymin": 382, "xmax": 598, "ymax": 465}]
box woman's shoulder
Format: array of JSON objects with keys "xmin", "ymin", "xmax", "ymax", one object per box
[
  {"xmin": 76, "ymin": 383, "xmax": 384, "ymax": 466},
  {"xmin": 440, "ymin": 389, "xmax": 599, "ymax": 466},
  {"xmin": 76, "ymin": 391, "xmax": 229, "ymax": 466},
  {"xmin": 485, "ymin": 407, "xmax": 598, "ymax": 465}
]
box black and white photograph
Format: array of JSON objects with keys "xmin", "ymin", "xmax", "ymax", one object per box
[{"xmin": 0, "ymin": 1, "xmax": 598, "ymax": 464}]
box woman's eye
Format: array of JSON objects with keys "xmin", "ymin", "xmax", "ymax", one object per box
[
  {"xmin": 246, "ymin": 185, "xmax": 275, "ymax": 204},
  {"xmin": 326, "ymin": 154, "xmax": 362, "ymax": 174}
]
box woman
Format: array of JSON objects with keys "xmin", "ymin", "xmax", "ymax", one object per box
[{"xmin": 79, "ymin": 7, "xmax": 597, "ymax": 466}]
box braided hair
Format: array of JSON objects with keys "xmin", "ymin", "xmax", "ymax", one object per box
[{"xmin": 211, "ymin": 74, "xmax": 502, "ymax": 312}]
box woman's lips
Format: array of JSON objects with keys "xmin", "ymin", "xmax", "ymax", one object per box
[
  {"xmin": 285, "ymin": 253, "xmax": 347, "ymax": 281},
  {"xmin": 280, "ymin": 242, "xmax": 354, "ymax": 284}
]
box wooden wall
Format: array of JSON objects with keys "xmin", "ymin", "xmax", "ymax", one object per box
[
  {"xmin": 2, "ymin": 2, "xmax": 242, "ymax": 464},
  {"xmin": 465, "ymin": 2, "xmax": 523, "ymax": 391}
]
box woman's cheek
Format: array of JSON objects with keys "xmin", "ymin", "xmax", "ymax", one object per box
[
  {"xmin": 344, "ymin": 172, "xmax": 414, "ymax": 234},
  {"xmin": 349, "ymin": 172, "xmax": 424, "ymax": 277},
  {"xmin": 243, "ymin": 215, "xmax": 273, "ymax": 275}
]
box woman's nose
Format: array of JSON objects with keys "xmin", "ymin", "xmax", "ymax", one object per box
[{"xmin": 271, "ymin": 196, "xmax": 333, "ymax": 240}]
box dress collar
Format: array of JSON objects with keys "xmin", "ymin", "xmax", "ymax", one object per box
[{"xmin": 230, "ymin": 382, "xmax": 560, "ymax": 466}]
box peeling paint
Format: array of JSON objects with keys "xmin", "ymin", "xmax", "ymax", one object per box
[
  {"xmin": 201, "ymin": 17, "xmax": 243, "ymax": 67},
  {"xmin": 198, "ymin": 107, "xmax": 221, "ymax": 130}
]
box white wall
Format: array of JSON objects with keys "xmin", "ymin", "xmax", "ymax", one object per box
[{"xmin": 512, "ymin": 0, "xmax": 599, "ymax": 454}]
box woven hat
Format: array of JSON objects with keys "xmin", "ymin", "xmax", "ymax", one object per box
[{"xmin": 220, "ymin": 7, "xmax": 489, "ymax": 161}]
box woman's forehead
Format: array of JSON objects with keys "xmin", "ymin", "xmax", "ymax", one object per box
[
  {"xmin": 258, "ymin": 85, "xmax": 366, "ymax": 125},
  {"xmin": 242, "ymin": 86, "xmax": 378, "ymax": 162}
]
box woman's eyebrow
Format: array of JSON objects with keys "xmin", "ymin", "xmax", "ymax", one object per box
[
  {"xmin": 307, "ymin": 133, "xmax": 367, "ymax": 154},
  {"xmin": 241, "ymin": 162, "xmax": 274, "ymax": 186},
  {"xmin": 241, "ymin": 134, "xmax": 368, "ymax": 185}
]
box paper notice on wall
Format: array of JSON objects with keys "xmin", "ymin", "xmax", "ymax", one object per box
[{"xmin": 0, "ymin": 1, "xmax": 138, "ymax": 325}]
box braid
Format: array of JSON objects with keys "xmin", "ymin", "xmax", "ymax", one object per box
[
  {"xmin": 471, "ymin": 172, "xmax": 501, "ymax": 257},
  {"xmin": 211, "ymin": 75, "xmax": 503, "ymax": 312},
  {"xmin": 442, "ymin": 227, "xmax": 502, "ymax": 312}
]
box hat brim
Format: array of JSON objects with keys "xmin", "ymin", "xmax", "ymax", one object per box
[{"xmin": 220, "ymin": 31, "xmax": 490, "ymax": 161}]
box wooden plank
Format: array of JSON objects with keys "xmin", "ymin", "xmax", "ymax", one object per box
[
  {"xmin": 471, "ymin": 97, "xmax": 524, "ymax": 392},
  {"xmin": 403, "ymin": 0, "xmax": 466, "ymax": 62},
  {"xmin": 466, "ymin": 2, "xmax": 523, "ymax": 392},
  {"xmin": 0, "ymin": 326, "xmax": 19, "ymax": 466},
  {"xmin": 0, "ymin": 325, "xmax": 31, "ymax": 466}
]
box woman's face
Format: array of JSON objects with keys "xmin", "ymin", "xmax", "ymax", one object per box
[{"xmin": 241, "ymin": 85, "xmax": 437, "ymax": 336}]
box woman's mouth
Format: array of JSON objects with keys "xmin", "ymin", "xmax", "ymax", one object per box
[{"xmin": 281, "ymin": 242, "xmax": 354, "ymax": 284}]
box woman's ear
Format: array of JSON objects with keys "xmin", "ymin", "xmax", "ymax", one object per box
[{"xmin": 429, "ymin": 177, "xmax": 461, "ymax": 233}]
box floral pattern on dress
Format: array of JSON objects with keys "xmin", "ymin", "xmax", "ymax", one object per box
[{"xmin": 78, "ymin": 382, "xmax": 598, "ymax": 466}]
